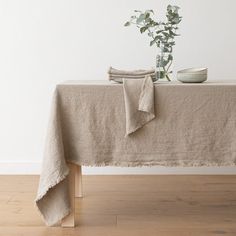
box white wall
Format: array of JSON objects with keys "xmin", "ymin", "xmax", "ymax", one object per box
[{"xmin": 0, "ymin": 0, "xmax": 236, "ymax": 174}]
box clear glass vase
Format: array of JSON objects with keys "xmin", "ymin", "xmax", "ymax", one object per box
[{"xmin": 155, "ymin": 50, "xmax": 173, "ymax": 81}]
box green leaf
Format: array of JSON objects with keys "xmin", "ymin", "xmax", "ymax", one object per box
[
  {"xmin": 156, "ymin": 30, "xmax": 164, "ymax": 34},
  {"xmin": 163, "ymin": 48, "xmax": 170, "ymax": 53},
  {"xmin": 124, "ymin": 21, "xmax": 130, "ymax": 26},
  {"xmin": 169, "ymin": 30, "xmax": 179, "ymax": 36},
  {"xmin": 136, "ymin": 13, "xmax": 146, "ymax": 23},
  {"xmin": 145, "ymin": 18, "xmax": 152, "ymax": 24},
  {"xmin": 167, "ymin": 5, "xmax": 172, "ymax": 12},
  {"xmin": 152, "ymin": 21, "xmax": 159, "ymax": 26},
  {"xmin": 140, "ymin": 27, "xmax": 148, "ymax": 33},
  {"xmin": 144, "ymin": 12, "xmax": 150, "ymax": 19},
  {"xmin": 146, "ymin": 22, "xmax": 153, "ymax": 27},
  {"xmin": 172, "ymin": 17, "xmax": 182, "ymax": 24},
  {"xmin": 168, "ymin": 54, "xmax": 173, "ymax": 61},
  {"xmin": 173, "ymin": 6, "xmax": 180, "ymax": 13},
  {"xmin": 162, "ymin": 31, "xmax": 169, "ymax": 37},
  {"xmin": 150, "ymin": 40, "xmax": 156, "ymax": 46},
  {"xmin": 164, "ymin": 26, "xmax": 171, "ymax": 30},
  {"xmin": 154, "ymin": 35, "xmax": 163, "ymax": 41},
  {"xmin": 146, "ymin": 10, "xmax": 154, "ymax": 14},
  {"xmin": 167, "ymin": 5, "xmax": 180, "ymax": 14},
  {"xmin": 168, "ymin": 42, "xmax": 175, "ymax": 46}
]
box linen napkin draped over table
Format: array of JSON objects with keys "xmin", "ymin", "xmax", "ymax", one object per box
[
  {"xmin": 123, "ymin": 76, "xmax": 155, "ymax": 135},
  {"xmin": 109, "ymin": 67, "xmax": 156, "ymax": 135},
  {"xmin": 36, "ymin": 81, "xmax": 236, "ymax": 226}
]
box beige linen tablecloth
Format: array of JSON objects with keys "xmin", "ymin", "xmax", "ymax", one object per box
[{"xmin": 36, "ymin": 80, "xmax": 236, "ymax": 226}]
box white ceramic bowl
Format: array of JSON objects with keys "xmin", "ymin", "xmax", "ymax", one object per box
[{"xmin": 177, "ymin": 68, "xmax": 208, "ymax": 83}]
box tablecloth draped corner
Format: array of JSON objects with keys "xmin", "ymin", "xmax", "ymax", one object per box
[{"xmin": 35, "ymin": 89, "xmax": 71, "ymax": 226}]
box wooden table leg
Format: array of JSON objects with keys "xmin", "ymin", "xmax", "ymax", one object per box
[
  {"xmin": 61, "ymin": 163, "xmax": 76, "ymax": 227},
  {"xmin": 75, "ymin": 165, "xmax": 83, "ymax": 198}
]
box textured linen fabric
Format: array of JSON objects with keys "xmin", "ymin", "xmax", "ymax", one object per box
[
  {"xmin": 123, "ymin": 76, "xmax": 155, "ymax": 135},
  {"xmin": 36, "ymin": 80, "xmax": 236, "ymax": 226},
  {"xmin": 108, "ymin": 67, "xmax": 156, "ymax": 82}
]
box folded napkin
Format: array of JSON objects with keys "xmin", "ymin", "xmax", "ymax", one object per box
[
  {"xmin": 108, "ymin": 67, "xmax": 156, "ymax": 83},
  {"xmin": 123, "ymin": 75, "xmax": 155, "ymax": 135}
]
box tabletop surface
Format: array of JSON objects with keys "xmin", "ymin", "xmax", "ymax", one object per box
[{"xmin": 60, "ymin": 80, "xmax": 236, "ymax": 86}]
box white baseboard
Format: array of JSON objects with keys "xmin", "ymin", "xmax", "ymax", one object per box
[
  {"xmin": 0, "ymin": 162, "xmax": 236, "ymax": 175},
  {"xmin": 0, "ymin": 162, "xmax": 41, "ymax": 175}
]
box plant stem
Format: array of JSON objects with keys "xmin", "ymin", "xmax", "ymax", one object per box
[
  {"xmin": 162, "ymin": 66, "xmax": 171, "ymax": 81},
  {"xmin": 165, "ymin": 73, "xmax": 171, "ymax": 81},
  {"xmin": 166, "ymin": 59, "xmax": 173, "ymax": 73}
]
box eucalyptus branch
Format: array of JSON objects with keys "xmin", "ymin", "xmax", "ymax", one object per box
[{"xmin": 124, "ymin": 5, "xmax": 182, "ymax": 80}]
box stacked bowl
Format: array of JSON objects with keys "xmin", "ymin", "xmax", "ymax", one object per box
[{"xmin": 177, "ymin": 68, "xmax": 208, "ymax": 83}]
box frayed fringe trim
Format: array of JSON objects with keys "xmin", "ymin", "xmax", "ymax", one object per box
[{"xmin": 68, "ymin": 160, "xmax": 236, "ymax": 168}]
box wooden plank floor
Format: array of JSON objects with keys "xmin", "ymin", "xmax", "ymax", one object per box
[{"xmin": 1, "ymin": 175, "xmax": 236, "ymax": 235}]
